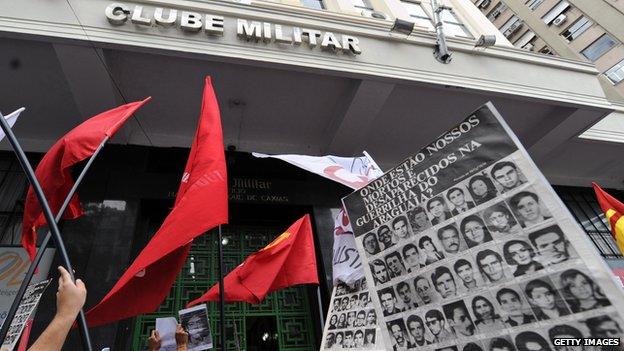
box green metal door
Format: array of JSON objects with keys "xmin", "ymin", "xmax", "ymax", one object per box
[{"xmin": 132, "ymin": 225, "xmax": 318, "ymax": 350}]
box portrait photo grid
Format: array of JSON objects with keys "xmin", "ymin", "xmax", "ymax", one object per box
[
  {"xmin": 322, "ymin": 277, "xmax": 384, "ymax": 350},
  {"xmin": 343, "ymin": 104, "xmax": 624, "ymax": 351}
]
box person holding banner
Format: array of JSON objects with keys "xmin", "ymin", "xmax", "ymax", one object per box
[{"xmin": 26, "ymin": 267, "xmax": 86, "ymax": 351}]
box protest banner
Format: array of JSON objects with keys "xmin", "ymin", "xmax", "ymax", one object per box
[
  {"xmin": 343, "ymin": 103, "xmax": 624, "ymax": 350},
  {"xmin": 321, "ymin": 277, "xmax": 385, "ymax": 350}
]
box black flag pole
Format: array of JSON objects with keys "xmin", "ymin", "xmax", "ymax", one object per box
[
  {"xmin": 0, "ymin": 136, "xmax": 109, "ymax": 344},
  {"xmin": 218, "ymin": 225, "xmax": 226, "ymax": 351},
  {"xmin": 0, "ymin": 113, "xmax": 94, "ymax": 351}
]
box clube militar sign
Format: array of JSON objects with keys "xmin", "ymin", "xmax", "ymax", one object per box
[{"xmin": 342, "ymin": 102, "xmax": 624, "ymax": 350}]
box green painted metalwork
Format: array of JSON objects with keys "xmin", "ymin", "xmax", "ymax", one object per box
[{"xmin": 132, "ymin": 225, "xmax": 317, "ymax": 350}]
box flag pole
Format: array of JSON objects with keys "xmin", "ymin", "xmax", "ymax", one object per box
[
  {"xmin": 0, "ymin": 113, "xmax": 94, "ymax": 351},
  {"xmin": 0, "ymin": 136, "xmax": 109, "ymax": 344},
  {"xmin": 316, "ymin": 286, "xmax": 325, "ymax": 331},
  {"xmin": 218, "ymin": 224, "xmax": 226, "ymax": 351}
]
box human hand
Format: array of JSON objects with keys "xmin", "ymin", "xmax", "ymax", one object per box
[
  {"xmin": 148, "ymin": 330, "xmax": 161, "ymax": 351},
  {"xmin": 175, "ymin": 324, "xmax": 189, "ymax": 347},
  {"xmin": 55, "ymin": 266, "xmax": 86, "ymax": 320}
]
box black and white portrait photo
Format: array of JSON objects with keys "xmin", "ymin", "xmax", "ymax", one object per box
[
  {"xmin": 179, "ymin": 304, "xmax": 213, "ymax": 351},
  {"xmin": 362, "ymin": 231, "xmax": 381, "ymax": 256},
  {"xmin": 392, "ymin": 215, "xmax": 412, "ymax": 242},
  {"xmin": 495, "ymin": 287, "xmax": 536, "ymax": 327},
  {"xmin": 385, "ymin": 250, "xmax": 408, "ymax": 280},
  {"xmin": 424, "ymin": 308, "xmax": 455, "ymax": 344},
  {"xmin": 467, "ymin": 174, "xmax": 498, "ymax": 205},
  {"xmin": 406, "ymin": 314, "xmax": 433, "ymax": 347},
  {"xmin": 446, "ymin": 186, "xmax": 476, "ymax": 216},
  {"xmin": 386, "ymin": 318, "xmax": 411, "ymax": 351},
  {"xmin": 523, "ymin": 276, "xmax": 570, "ymax": 321},
  {"xmin": 396, "ymin": 280, "xmax": 419, "ymax": 310},
  {"xmin": 443, "ymin": 300, "xmax": 476, "ymax": 337},
  {"xmin": 431, "ymin": 266, "xmax": 458, "ymax": 300},
  {"xmin": 414, "ymin": 275, "xmax": 439, "ymax": 306},
  {"xmin": 453, "ymin": 258, "xmax": 482, "ymax": 290},
  {"xmin": 408, "ymin": 206, "xmax": 432, "ymax": 233},
  {"xmin": 502, "ymin": 239, "xmax": 544, "ymax": 277},
  {"xmin": 402, "ymin": 243, "xmax": 420, "ymax": 272},
  {"xmin": 370, "ymin": 259, "xmax": 390, "ymax": 285},
  {"xmin": 437, "ymin": 224, "xmax": 464, "ymax": 255},
  {"xmin": 528, "ymin": 225, "xmax": 575, "ymax": 267},
  {"xmin": 483, "ymin": 203, "xmax": 522, "ymax": 237},
  {"xmin": 558, "ymin": 268, "xmax": 611, "ymax": 313},
  {"xmin": 514, "ymin": 331, "xmax": 552, "ymax": 351},
  {"xmin": 471, "ymin": 295, "xmax": 505, "ymax": 333},
  {"xmin": 460, "ymin": 215, "xmax": 493, "ymax": 248},
  {"xmin": 508, "ymin": 191, "xmax": 551, "ymax": 228},
  {"xmin": 490, "ymin": 161, "xmax": 525, "ymax": 193},
  {"xmin": 427, "ymin": 196, "xmax": 453, "ymax": 225},
  {"xmin": 378, "ymin": 287, "xmax": 402, "ymax": 316},
  {"xmin": 377, "ymin": 225, "xmax": 395, "ymax": 250},
  {"xmin": 418, "ymin": 235, "xmax": 445, "ymax": 266},
  {"xmin": 475, "ymin": 248, "xmax": 507, "ymax": 284}
]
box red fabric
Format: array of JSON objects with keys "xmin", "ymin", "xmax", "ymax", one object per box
[
  {"xmin": 188, "ymin": 214, "xmax": 318, "ymax": 306},
  {"xmin": 17, "ymin": 319, "xmax": 33, "ymax": 351},
  {"xmin": 86, "ymin": 77, "xmax": 228, "ymax": 327},
  {"xmin": 593, "ymin": 182, "xmax": 624, "ymax": 238},
  {"xmin": 21, "ymin": 98, "xmax": 150, "ymax": 261},
  {"xmin": 593, "ymin": 182, "xmax": 624, "ymax": 215}
]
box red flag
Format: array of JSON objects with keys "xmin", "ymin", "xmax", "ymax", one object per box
[
  {"xmin": 188, "ymin": 214, "xmax": 318, "ymax": 306},
  {"xmin": 86, "ymin": 77, "xmax": 228, "ymax": 327},
  {"xmin": 17, "ymin": 319, "xmax": 33, "ymax": 351},
  {"xmin": 593, "ymin": 182, "xmax": 624, "ymax": 254},
  {"xmin": 21, "ymin": 98, "xmax": 150, "ymax": 261}
]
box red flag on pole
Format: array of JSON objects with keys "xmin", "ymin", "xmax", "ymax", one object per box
[
  {"xmin": 86, "ymin": 77, "xmax": 228, "ymax": 327},
  {"xmin": 188, "ymin": 214, "xmax": 318, "ymax": 306},
  {"xmin": 21, "ymin": 98, "xmax": 151, "ymax": 261},
  {"xmin": 593, "ymin": 183, "xmax": 624, "ymax": 254}
]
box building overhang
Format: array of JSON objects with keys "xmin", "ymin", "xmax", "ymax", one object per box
[{"xmin": 1, "ymin": 0, "xmax": 622, "ymax": 188}]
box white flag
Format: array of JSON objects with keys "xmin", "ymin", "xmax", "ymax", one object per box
[
  {"xmin": 0, "ymin": 108, "xmax": 25, "ymax": 142},
  {"xmin": 252, "ymin": 151, "xmax": 384, "ymax": 286},
  {"xmin": 252, "ymin": 152, "xmax": 383, "ymax": 189},
  {"xmin": 332, "ymin": 207, "xmax": 364, "ymax": 286}
]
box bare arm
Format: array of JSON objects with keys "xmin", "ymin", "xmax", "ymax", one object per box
[{"xmin": 28, "ymin": 266, "xmax": 86, "ymax": 351}]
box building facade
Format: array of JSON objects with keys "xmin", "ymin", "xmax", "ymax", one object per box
[
  {"xmin": 471, "ymin": 0, "xmax": 624, "ymax": 143},
  {"xmin": 1, "ymin": 0, "xmax": 623, "ymax": 349}
]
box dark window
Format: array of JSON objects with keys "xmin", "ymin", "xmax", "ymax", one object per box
[
  {"xmin": 555, "ymin": 186, "xmax": 624, "ymax": 259},
  {"xmin": 561, "ymin": 16, "xmax": 592, "ymax": 42}
]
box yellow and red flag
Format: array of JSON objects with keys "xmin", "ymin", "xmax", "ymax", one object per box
[
  {"xmin": 593, "ymin": 182, "xmax": 624, "ymax": 254},
  {"xmin": 188, "ymin": 214, "xmax": 318, "ymax": 306}
]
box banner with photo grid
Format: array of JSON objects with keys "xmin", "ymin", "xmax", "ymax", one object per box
[
  {"xmin": 321, "ymin": 277, "xmax": 386, "ymax": 350},
  {"xmin": 342, "ymin": 103, "xmax": 624, "ymax": 351}
]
